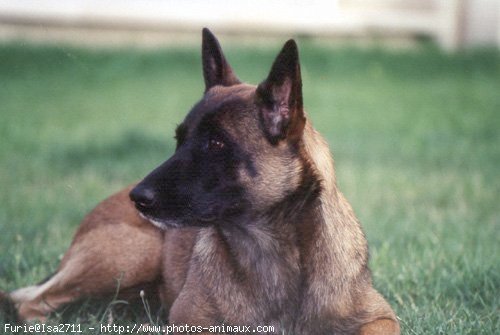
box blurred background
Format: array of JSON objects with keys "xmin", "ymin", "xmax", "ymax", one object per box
[
  {"xmin": 0, "ymin": 1, "xmax": 499, "ymax": 334},
  {"xmin": 0, "ymin": 0, "xmax": 499, "ymax": 49}
]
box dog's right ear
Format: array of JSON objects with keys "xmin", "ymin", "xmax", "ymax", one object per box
[
  {"xmin": 202, "ymin": 28, "xmax": 240, "ymax": 91},
  {"xmin": 256, "ymin": 39, "xmax": 305, "ymax": 145}
]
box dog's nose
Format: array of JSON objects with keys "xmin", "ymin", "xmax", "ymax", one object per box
[{"xmin": 129, "ymin": 185, "xmax": 156, "ymax": 209}]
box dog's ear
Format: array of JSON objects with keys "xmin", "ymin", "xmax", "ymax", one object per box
[
  {"xmin": 202, "ymin": 28, "xmax": 240, "ymax": 91},
  {"xmin": 256, "ymin": 39, "xmax": 305, "ymax": 144}
]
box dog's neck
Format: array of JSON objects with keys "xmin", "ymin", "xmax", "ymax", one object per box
[
  {"xmin": 297, "ymin": 120, "xmax": 371, "ymax": 320},
  {"xmin": 302, "ymin": 119, "xmax": 368, "ymax": 269}
]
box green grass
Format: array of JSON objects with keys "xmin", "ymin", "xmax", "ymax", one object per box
[{"xmin": 0, "ymin": 40, "xmax": 499, "ymax": 334}]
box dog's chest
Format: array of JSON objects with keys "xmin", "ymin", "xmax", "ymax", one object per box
[{"xmin": 191, "ymin": 226, "xmax": 302, "ymax": 328}]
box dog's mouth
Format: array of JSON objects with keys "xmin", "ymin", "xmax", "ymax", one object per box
[
  {"xmin": 136, "ymin": 211, "xmax": 183, "ymax": 230},
  {"xmin": 136, "ymin": 207, "xmax": 220, "ymax": 229}
]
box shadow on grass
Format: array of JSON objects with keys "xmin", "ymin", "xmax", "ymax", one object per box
[
  {"xmin": 0, "ymin": 291, "xmax": 18, "ymax": 324},
  {"xmin": 0, "ymin": 288, "xmax": 167, "ymax": 330},
  {"xmin": 47, "ymin": 130, "xmax": 175, "ymax": 175},
  {"xmin": 56, "ymin": 295, "xmax": 166, "ymax": 329}
]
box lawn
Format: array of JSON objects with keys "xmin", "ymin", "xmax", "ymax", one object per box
[{"xmin": 0, "ymin": 40, "xmax": 498, "ymax": 334}]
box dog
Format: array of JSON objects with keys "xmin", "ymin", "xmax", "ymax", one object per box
[{"xmin": 5, "ymin": 29, "xmax": 399, "ymax": 334}]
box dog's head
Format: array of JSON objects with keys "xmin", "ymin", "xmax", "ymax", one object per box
[{"xmin": 130, "ymin": 28, "xmax": 319, "ymax": 229}]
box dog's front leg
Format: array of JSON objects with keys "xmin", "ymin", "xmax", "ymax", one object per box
[
  {"xmin": 355, "ymin": 287, "xmax": 400, "ymax": 335},
  {"xmin": 167, "ymin": 286, "xmax": 222, "ymax": 335},
  {"xmin": 358, "ymin": 318, "xmax": 400, "ymax": 335}
]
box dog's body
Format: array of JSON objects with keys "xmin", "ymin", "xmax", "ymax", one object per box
[{"xmin": 7, "ymin": 29, "xmax": 399, "ymax": 334}]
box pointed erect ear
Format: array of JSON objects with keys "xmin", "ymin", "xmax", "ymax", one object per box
[
  {"xmin": 202, "ymin": 28, "xmax": 240, "ymax": 91},
  {"xmin": 256, "ymin": 39, "xmax": 305, "ymax": 144}
]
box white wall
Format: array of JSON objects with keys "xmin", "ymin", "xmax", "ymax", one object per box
[
  {"xmin": 463, "ymin": 0, "xmax": 499, "ymax": 46},
  {"xmin": 0, "ymin": 0, "xmax": 498, "ymax": 48},
  {"xmin": 0, "ymin": 0, "xmax": 342, "ymax": 33}
]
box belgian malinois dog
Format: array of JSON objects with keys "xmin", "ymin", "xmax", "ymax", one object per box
[{"xmin": 6, "ymin": 29, "xmax": 399, "ymax": 334}]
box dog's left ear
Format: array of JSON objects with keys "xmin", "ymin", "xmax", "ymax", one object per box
[
  {"xmin": 257, "ymin": 39, "xmax": 305, "ymax": 144},
  {"xmin": 202, "ymin": 28, "xmax": 241, "ymax": 91}
]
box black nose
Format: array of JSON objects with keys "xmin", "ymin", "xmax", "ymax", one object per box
[{"xmin": 129, "ymin": 185, "xmax": 156, "ymax": 210}]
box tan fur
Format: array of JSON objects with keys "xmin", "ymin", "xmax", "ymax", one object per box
[
  {"xmin": 359, "ymin": 318, "xmax": 401, "ymax": 335},
  {"xmin": 10, "ymin": 186, "xmax": 163, "ymax": 321}
]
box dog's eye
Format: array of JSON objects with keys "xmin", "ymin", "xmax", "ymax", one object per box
[{"xmin": 207, "ymin": 138, "xmax": 225, "ymax": 152}]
